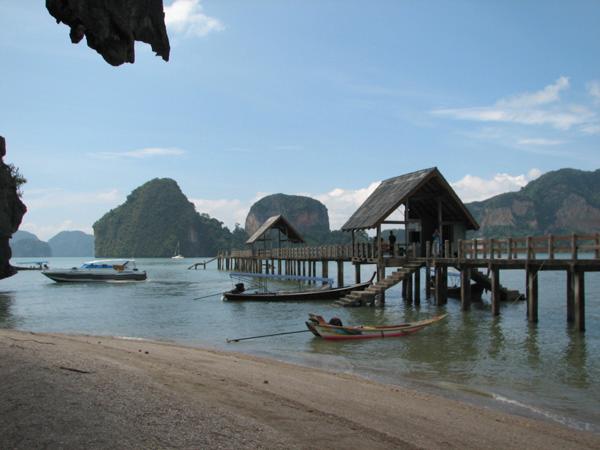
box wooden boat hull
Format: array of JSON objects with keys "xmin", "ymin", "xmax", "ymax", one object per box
[
  {"xmin": 306, "ymin": 314, "xmax": 447, "ymax": 340},
  {"xmin": 223, "ymin": 279, "xmax": 373, "ymax": 301}
]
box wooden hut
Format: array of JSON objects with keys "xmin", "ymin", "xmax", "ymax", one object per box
[
  {"xmin": 246, "ymin": 215, "xmax": 304, "ymax": 257},
  {"xmin": 342, "ymin": 167, "xmax": 479, "ymax": 259}
]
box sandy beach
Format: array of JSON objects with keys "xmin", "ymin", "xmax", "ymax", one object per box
[{"xmin": 1, "ymin": 329, "xmax": 598, "ymax": 449}]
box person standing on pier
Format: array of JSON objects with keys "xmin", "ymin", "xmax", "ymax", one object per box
[
  {"xmin": 432, "ymin": 228, "xmax": 441, "ymax": 256},
  {"xmin": 388, "ymin": 231, "xmax": 396, "ymax": 256}
]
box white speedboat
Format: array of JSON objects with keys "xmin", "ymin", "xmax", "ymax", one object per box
[{"xmin": 42, "ymin": 259, "xmax": 147, "ymax": 282}]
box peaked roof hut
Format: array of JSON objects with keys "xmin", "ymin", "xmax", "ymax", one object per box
[
  {"xmin": 342, "ymin": 167, "xmax": 478, "ymax": 258},
  {"xmin": 246, "ymin": 215, "xmax": 304, "ymax": 256}
]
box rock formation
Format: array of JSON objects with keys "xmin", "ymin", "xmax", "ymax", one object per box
[
  {"xmin": 94, "ymin": 178, "xmax": 233, "ymax": 257},
  {"xmin": 245, "ymin": 194, "xmax": 331, "ymax": 241},
  {"xmin": 0, "ymin": 136, "xmax": 27, "ymax": 279},
  {"xmin": 46, "ymin": 0, "xmax": 170, "ymax": 66},
  {"xmin": 467, "ymin": 168, "xmax": 600, "ymax": 237}
]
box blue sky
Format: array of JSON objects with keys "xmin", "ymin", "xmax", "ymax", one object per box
[{"xmin": 1, "ymin": 0, "xmax": 599, "ymax": 239}]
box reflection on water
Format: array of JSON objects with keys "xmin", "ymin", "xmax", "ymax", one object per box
[
  {"xmin": 0, "ymin": 291, "xmax": 15, "ymax": 326},
  {"xmin": 1, "ymin": 258, "xmax": 599, "ymax": 431}
]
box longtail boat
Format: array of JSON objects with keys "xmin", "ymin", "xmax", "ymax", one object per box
[
  {"xmin": 222, "ymin": 272, "xmax": 375, "ymax": 302},
  {"xmin": 305, "ymin": 313, "xmax": 447, "ymax": 340}
]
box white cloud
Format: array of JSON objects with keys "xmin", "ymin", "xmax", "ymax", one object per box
[
  {"xmin": 432, "ymin": 77, "xmax": 596, "ymax": 130},
  {"xmin": 90, "ymin": 147, "xmax": 186, "ymax": 159},
  {"xmin": 23, "ymin": 188, "xmax": 122, "ymax": 210},
  {"xmin": 19, "ymin": 220, "xmax": 93, "ymax": 241},
  {"xmin": 165, "ymin": 0, "xmax": 224, "ymax": 37},
  {"xmin": 451, "ymin": 169, "xmax": 543, "ymax": 203},
  {"xmin": 517, "ymin": 138, "xmax": 564, "ymax": 146},
  {"xmin": 311, "ymin": 182, "xmax": 381, "ymax": 230},
  {"xmin": 190, "ymin": 198, "xmax": 248, "ymax": 229},
  {"xmin": 587, "ymin": 80, "xmax": 600, "ymax": 103},
  {"xmin": 581, "ymin": 123, "xmax": 600, "ymax": 135}
]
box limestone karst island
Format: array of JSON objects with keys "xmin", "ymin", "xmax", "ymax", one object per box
[{"xmin": 1, "ymin": 1, "xmax": 600, "ymax": 448}]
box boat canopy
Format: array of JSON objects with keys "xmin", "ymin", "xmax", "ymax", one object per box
[
  {"xmin": 229, "ymin": 272, "xmax": 334, "ymax": 285},
  {"xmin": 81, "ymin": 259, "xmax": 133, "ymax": 269}
]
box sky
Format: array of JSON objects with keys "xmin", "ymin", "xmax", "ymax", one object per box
[{"xmin": 1, "ymin": 0, "xmax": 599, "ymax": 240}]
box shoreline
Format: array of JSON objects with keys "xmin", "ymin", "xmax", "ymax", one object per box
[{"xmin": 2, "ymin": 329, "xmax": 599, "ymax": 449}]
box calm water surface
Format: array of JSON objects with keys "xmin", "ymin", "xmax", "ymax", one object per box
[{"xmin": 2, "ymin": 257, "xmax": 599, "ymax": 432}]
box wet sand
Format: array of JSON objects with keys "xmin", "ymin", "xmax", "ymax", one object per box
[{"xmin": 1, "ymin": 329, "xmax": 598, "ymax": 449}]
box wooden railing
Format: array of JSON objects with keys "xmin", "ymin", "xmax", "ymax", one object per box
[
  {"xmin": 458, "ymin": 234, "xmax": 600, "ymax": 260},
  {"xmin": 224, "ymin": 242, "xmax": 421, "ymax": 260}
]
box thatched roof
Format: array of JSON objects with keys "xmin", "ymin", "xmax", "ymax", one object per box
[
  {"xmin": 341, "ymin": 167, "xmax": 479, "ymax": 230},
  {"xmin": 246, "ymin": 215, "xmax": 305, "ymax": 245}
]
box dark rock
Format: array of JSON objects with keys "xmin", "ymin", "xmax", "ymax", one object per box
[
  {"xmin": 46, "ymin": 0, "xmax": 170, "ymax": 66},
  {"xmin": 245, "ymin": 194, "xmax": 330, "ymax": 238},
  {"xmin": 0, "ymin": 136, "xmax": 27, "ymax": 280}
]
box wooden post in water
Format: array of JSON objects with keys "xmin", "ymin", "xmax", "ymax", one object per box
[
  {"xmin": 337, "ymin": 260, "xmax": 344, "ymax": 288},
  {"xmin": 573, "ymin": 269, "xmax": 585, "ymax": 332},
  {"xmin": 406, "ymin": 273, "xmax": 413, "ymax": 304},
  {"xmin": 425, "ymin": 241, "xmax": 431, "ymax": 299},
  {"xmin": 321, "ymin": 260, "xmax": 328, "ymax": 285},
  {"xmin": 414, "ymin": 267, "xmax": 420, "ymax": 305},
  {"xmin": 490, "ymin": 265, "xmax": 500, "ymax": 316},
  {"xmin": 460, "ymin": 267, "xmax": 471, "ymax": 311},
  {"xmin": 527, "ymin": 266, "xmax": 538, "ymax": 323},
  {"xmin": 434, "ymin": 265, "xmax": 446, "ymax": 305},
  {"xmin": 354, "ymin": 263, "xmax": 361, "ymax": 284},
  {"xmin": 567, "ymin": 268, "xmax": 574, "ymax": 323},
  {"xmin": 277, "ymin": 259, "xmax": 282, "ymax": 275}
]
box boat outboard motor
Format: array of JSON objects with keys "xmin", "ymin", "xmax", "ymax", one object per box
[
  {"xmin": 233, "ymin": 283, "xmax": 245, "ymax": 294},
  {"xmin": 328, "ymin": 317, "xmax": 343, "ymax": 326}
]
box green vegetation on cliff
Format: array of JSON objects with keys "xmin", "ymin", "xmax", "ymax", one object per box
[
  {"xmin": 94, "ymin": 178, "xmax": 238, "ymax": 257},
  {"xmin": 467, "ymin": 168, "xmax": 600, "ymax": 237}
]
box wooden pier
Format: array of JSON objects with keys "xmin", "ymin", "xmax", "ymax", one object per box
[{"xmin": 217, "ymin": 233, "xmax": 600, "ymax": 332}]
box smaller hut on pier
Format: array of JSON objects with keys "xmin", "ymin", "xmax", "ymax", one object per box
[
  {"xmin": 246, "ymin": 215, "xmax": 304, "ymax": 257},
  {"xmin": 342, "ymin": 167, "xmax": 479, "ymax": 259}
]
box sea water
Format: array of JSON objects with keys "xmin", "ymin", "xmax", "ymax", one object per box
[{"xmin": 1, "ymin": 257, "xmax": 599, "ymax": 432}]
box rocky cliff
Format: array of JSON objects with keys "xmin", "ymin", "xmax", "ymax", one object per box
[
  {"xmin": 245, "ymin": 194, "xmax": 334, "ymax": 244},
  {"xmin": 94, "ymin": 178, "xmax": 232, "ymax": 257},
  {"xmin": 467, "ymin": 168, "xmax": 600, "ymax": 237},
  {"xmin": 46, "ymin": 0, "xmax": 170, "ymax": 66},
  {"xmin": 0, "ymin": 136, "xmax": 27, "ymax": 278}
]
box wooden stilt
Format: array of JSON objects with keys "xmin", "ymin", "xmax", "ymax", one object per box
[
  {"xmin": 460, "ymin": 268, "xmax": 471, "ymax": 311},
  {"xmin": 434, "ymin": 266, "xmax": 445, "ymax": 305},
  {"xmin": 566, "ymin": 268, "xmax": 574, "ymax": 323},
  {"xmin": 354, "ymin": 263, "xmax": 361, "ymax": 284},
  {"xmin": 527, "ymin": 267, "xmax": 538, "ymax": 323},
  {"xmin": 425, "ymin": 262, "xmax": 431, "ymax": 299},
  {"xmin": 414, "ymin": 268, "xmax": 421, "ymax": 305},
  {"xmin": 337, "ymin": 260, "xmax": 344, "ymax": 287},
  {"xmin": 573, "ymin": 270, "xmax": 585, "ymax": 332},
  {"xmin": 321, "ymin": 260, "xmax": 328, "ymax": 285},
  {"xmin": 491, "ymin": 266, "xmax": 500, "ymax": 316},
  {"xmin": 406, "ymin": 273, "xmax": 413, "ymax": 304}
]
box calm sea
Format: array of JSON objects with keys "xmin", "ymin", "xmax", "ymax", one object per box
[{"xmin": 2, "ymin": 257, "xmax": 599, "ymax": 432}]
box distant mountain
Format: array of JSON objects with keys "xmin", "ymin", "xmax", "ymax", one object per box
[
  {"xmin": 11, "ymin": 230, "xmax": 39, "ymax": 242},
  {"xmin": 467, "ymin": 168, "xmax": 600, "ymax": 237},
  {"xmin": 48, "ymin": 231, "xmax": 94, "ymax": 257},
  {"xmin": 10, "ymin": 231, "xmax": 52, "ymax": 257},
  {"xmin": 93, "ymin": 178, "xmax": 235, "ymax": 257}
]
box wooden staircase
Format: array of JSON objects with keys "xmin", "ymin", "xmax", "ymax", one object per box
[{"xmin": 334, "ymin": 262, "xmax": 423, "ymax": 307}]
